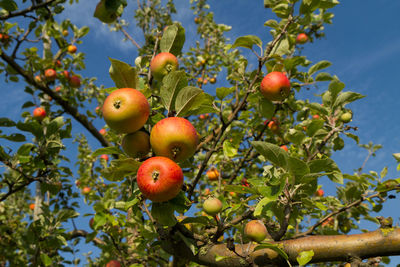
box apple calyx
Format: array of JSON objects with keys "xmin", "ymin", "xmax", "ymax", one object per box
[
  {"xmin": 113, "ymin": 100, "xmax": 121, "ymax": 109},
  {"xmin": 152, "ymin": 171, "xmax": 160, "ymax": 182}
]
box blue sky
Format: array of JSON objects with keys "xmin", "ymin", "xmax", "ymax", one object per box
[{"xmin": 1, "ymin": 0, "xmax": 400, "ymax": 265}]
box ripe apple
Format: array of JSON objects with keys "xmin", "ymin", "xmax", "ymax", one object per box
[
  {"xmin": 67, "ymin": 45, "xmax": 77, "ymax": 54},
  {"xmin": 280, "ymin": 145, "xmax": 288, "ymax": 152},
  {"xmin": 199, "ymin": 114, "xmax": 206, "ymax": 120},
  {"xmin": 312, "ymin": 114, "xmax": 320, "ymax": 119},
  {"xmin": 121, "ymin": 131, "xmax": 150, "ymax": 159},
  {"xmin": 340, "ymin": 112, "xmax": 352, "ymax": 123},
  {"xmin": 136, "ymin": 156, "xmax": 184, "ymax": 202},
  {"xmin": 102, "ymin": 88, "xmax": 150, "ymax": 134},
  {"xmin": 150, "ymin": 52, "xmax": 179, "ymax": 80},
  {"xmin": 100, "ymin": 154, "xmax": 109, "ymax": 161},
  {"xmin": 203, "ymin": 197, "xmax": 222, "ymax": 216},
  {"xmin": 33, "ymin": 107, "xmax": 46, "ymax": 121},
  {"xmin": 99, "ymin": 128, "xmax": 107, "ymax": 135},
  {"xmin": 55, "ymin": 86, "xmax": 61, "ymax": 92},
  {"xmin": 34, "ymin": 75, "xmax": 42, "ymax": 83},
  {"xmin": 44, "ymin": 68, "xmax": 57, "ymax": 82},
  {"xmin": 150, "ymin": 117, "xmax": 198, "ymax": 162},
  {"xmin": 82, "ymin": 186, "xmax": 91, "ymax": 194},
  {"xmin": 69, "ymin": 75, "xmax": 81, "ymax": 88},
  {"xmin": 106, "ymin": 260, "xmax": 121, "ymax": 267},
  {"xmin": 244, "ymin": 220, "xmax": 268, "ymax": 242},
  {"xmin": 209, "ymin": 77, "xmax": 216, "ymax": 84},
  {"xmin": 316, "ymin": 189, "xmax": 324, "ymax": 197},
  {"xmin": 267, "ymin": 120, "xmax": 279, "ymax": 133},
  {"xmin": 29, "ymin": 203, "xmax": 35, "ymax": 211},
  {"xmin": 260, "ymin": 71, "xmax": 291, "ymax": 101},
  {"xmin": 60, "ymin": 70, "xmax": 70, "ymax": 80},
  {"xmin": 296, "ymin": 33, "xmax": 308, "ymax": 44},
  {"xmin": 206, "ymin": 167, "xmax": 219, "ymax": 181}
]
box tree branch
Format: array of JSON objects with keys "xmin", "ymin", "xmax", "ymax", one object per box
[{"xmin": 0, "ymin": 0, "xmax": 59, "ymax": 20}]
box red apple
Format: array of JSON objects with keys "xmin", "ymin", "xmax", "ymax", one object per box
[
  {"xmin": 150, "ymin": 52, "xmax": 179, "ymax": 80},
  {"xmin": 82, "ymin": 186, "xmax": 91, "ymax": 194},
  {"xmin": 296, "ymin": 33, "xmax": 308, "ymax": 44},
  {"xmin": 99, "ymin": 128, "xmax": 107, "ymax": 135},
  {"xmin": 280, "ymin": 145, "xmax": 288, "ymax": 152},
  {"xmin": 121, "ymin": 131, "xmax": 151, "ymax": 159},
  {"xmin": 260, "ymin": 71, "xmax": 291, "ymax": 101},
  {"xmin": 136, "ymin": 156, "xmax": 183, "ymax": 202},
  {"xmin": 67, "ymin": 45, "xmax": 77, "ymax": 54},
  {"xmin": 267, "ymin": 120, "xmax": 279, "ymax": 133},
  {"xmin": 316, "ymin": 189, "xmax": 324, "ymax": 197},
  {"xmin": 106, "ymin": 260, "xmax": 121, "ymax": 267},
  {"xmin": 312, "ymin": 114, "xmax": 320, "ymax": 119},
  {"xmin": 33, "ymin": 107, "xmax": 46, "ymax": 121},
  {"xmin": 29, "ymin": 203, "xmax": 35, "ymax": 211},
  {"xmin": 206, "ymin": 168, "xmax": 219, "ymax": 181},
  {"xmin": 60, "ymin": 70, "xmax": 70, "ymax": 80},
  {"xmin": 75, "ymin": 180, "xmax": 81, "ymax": 187},
  {"xmin": 55, "ymin": 86, "xmax": 61, "ymax": 92},
  {"xmin": 100, "ymin": 154, "xmax": 109, "ymax": 161},
  {"xmin": 102, "ymin": 88, "xmax": 150, "ymax": 134},
  {"xmin": 150, "ymin": 117, "xmax": 198, "ymax": 162},
  {"xmin": 69, "ymin": 75, "xmax": 81, "ymax": 88},
  {"xmin": 44, "ymin": 68, "xmax": 57, "ymax": 82},
  {"xmin": 244, "ymin": 220, "xmax": 268, "ymax": 242},
  {"xmin": 203, "ymin": 197, "xmax": 222, "ymax": 216}
]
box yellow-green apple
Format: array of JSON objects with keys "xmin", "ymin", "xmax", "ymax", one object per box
[
  {"xmin": 296, "ymin": 33, "xmax": 308, "ymax": 44},
  {"xmin": 33, "ymin": 107, "xmax": 46, "ymax": 121},
  {"xmin": 206, "ymin": 167, "xmax": 219, "ymax": 181},
  {"xmin": 136, "ymin": 156, "xmax": 183, "ymax": 202},
  {"xmin": 34, "ymin": 75, "xmax": 42, "ymax": 83},
  {"xmin": 260, "ymin": 71, "xmax": 291, "ymax": 101},
  {"xmin": 94, "ymin": 0, "xmax": 118, "ymax": 24},
  {"xmin": 244, "ymin": 220, "xmax": 268, "ymax": 242},
  {"xmin": 121, "ymin": 131, "xmax": 150, "ymax": 159},
  {"xmin": 102, "ymin": 88, "xmax": 150, "ymax": 134},
  {"xmin": 69, "ymin": 75, "xmax": 81, "ymax": 88},
  {"xmin": 340, "ymin": 112, "xmax": 352, "ymax": 123},
  {"xmin": 209, "ymin": 77, "xmax": 216, "ymax": 84},
  {"xmin": 150, "ymin": 52, "xmax": 179, "ymax": 80},
  {"xmin": 62, "ymin": 30, "xmax": 69, "ymax": 36},
  {"xmin": 67, "ymin": 45, "xmax": 77, "ymax": 53},
  {"xmin": 105, "ymin": 260, "xmax": 121, "ymax": 267},
  {"xmin": 203, "ymin": 197, "xmax": 222, "ymax": 216},
  {"xmin": 150, "ymin": 117, "xmax": 198, "ymax": 162},
  {"xmin": 45, "ymin": 68, "xmax": 57, "ymax": 82}
]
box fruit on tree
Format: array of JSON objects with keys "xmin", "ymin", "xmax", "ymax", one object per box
[
  {"xmin": 34, "ymin": 75, "xmax": 42, "ymax": 83},
  {"xmin": 105, "ymin": 260, "xmax": 121, "ymax": 267},
  {"xmin": 102, "ymin": 88, "xmax": 150, "ymax": 134},
  {"xmin": 55, "ymin": 86, "xmax": 61, "ymax": 92},
  {"xmin": 89, "ymin": 217, "xmax": 94, "ymax": 229},
  {"xmin": 94, "ymin": 0, "xmax": 118, "ymax": 24},
  {"xmin": 136, "ymin": 156, "xmax": 184, "ymax": 202},
  {"xmin": 340, "ymin": 112, "xmax": 352, "ymax": 123},
  {"xmin": 45, "ymin": 69, "xmax": 57, "ymax": 82},
  {"xmin": 312, "ymin": 114, "xmax": 320, "ymax": 119},
  {"xmin": 33, "ymin": 107, "xmax": 46, "ymax": 121},
  {"xmin": 121, "ymin": 131, "xmax": 150, "ymax": 159},
  {"xmin": 316, "ymin": 189, "xmax": 324, "ymax": 197},
  {"xmin": 69, "ymin": 75, "xmax": 81, "ymax": 88},
  {"xmin": 267, "ymin": 120, "xmax": 279, "ymax": 133},
  {"xmin": 202, "ymin": 197, "xmax": 222, "ymax": 216},
  {"xmin": 99, "ymin": 128, "xmax": 107, "ymax": 135},
  {"xmin": 150, "ymin": 117, "xmax": 198, "ymax": 162},
  {"xmin": 206, "ymin": 168, "xmax": 219, "ymax": 181},
  {"xmin": 150, "ymin": 52, "xmax": 179, "ymax": 80},
  {"xmin": 67, "ymin": 45, "xmax": 77, "ymax": 53},
  {"xmin": 62, "ymin": 30, "xmax": 69, "ymax": 36},
  {"xmin": 82, "ymin": 186, "xmax": 91, "ymax": 194},
  {"xmin": 29, "ymin": 203, "xmax": 35, "ymax": 211},
  {"xmin": 194, "ymin": 17, "xmax": 200, "ymax": 24},
  {"xmin": 260, "ymin": 71, "xmax": 291, "ymax": 101},
  {"xmin": 60, "ymin": 70, "xmax": 70, "ymax": 80},
  {"xmin": 296, "ymin": 33, "xmax": 308, "ymax": 44},
  {"xmin": 280, "ymin": 145, "xmax": 288, "ymax": 152},
  {"xmin": 100, "ymin": 154, "xmax": 109, "ymax": 161},
  {"xmin": 209, "ymin": 77, "xmax": 216, "ymax": 84},
  {"xmin": 244, "ymin": 220, "xmax": 268, "ymax": 242}
]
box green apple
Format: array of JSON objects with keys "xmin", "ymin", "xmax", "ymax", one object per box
[
  {"xmin": 203, "ymin": 197, "xmax": 222, "ymax": 216},
  {"xmin": 121, "ymin": 131, "xmax": 150, "ymax": 159}
]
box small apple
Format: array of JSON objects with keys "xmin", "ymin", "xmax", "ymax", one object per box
[
  {"xmin": 0, "ymin": 33, "xmax": 10, "ymax": 43},
  {"xmin": 241, "ymin": 178, "xmax": 250, "ymax": 187},
  {"xmin": 316, "ymin": 189, "xmax": 324, "ymax": 197},
  {"xmin": 209, "ymin": 77, "xmax": 216, "ymax": 84},
  {"xmin": 34, "ymin": 75, "xmax": 42, "ymax": 83},
  {"xmin": 280, "ymin": 145, "xmax": 288, "ymax": 152},
  {"xmin": 203, "ymin": 197, "xmax": 222, "ymax": 216},
  {"xmin": 69, "ymin": 75, "xmax": 81, "ymax": 88},
  {"xmin": 29, "ymin": 203, "xmax": 35, "ymax": 211},
  {"xmin": 199, "ymin": 114, "xmax": 206, "ymax": 120},
  {"xmin": 267, "ymin": 120, "xmax": 279, "ymax": 133},
  {"xmin": 44, "ymin": 68, "xmax": 57, "ymax": 82},
  {"xmin": 136, "ymin": 156, "xmax": 184, "ymax": 202},
  {"xmin": 197, "ymin": 77, "xmax": 203, "ymax": 84},
  {"xmin": 202, "ymin": 78, "xmax": 208, "ymax": 85},
  {"xmin": 106, "ymin": 260, "xmax": 121, "ymax": 267},
  {"xmin": 260, "ymin": 72, "xmax": 291, "ymax": 101},
  {"xmin": 340, "ymin": 112, "xmax": 352, "ymax": 123},
  {"xmin": 150, "ymin": 52, "xmax": 179, "ymax": 80},
  {"xmin": 121, "ymin": 131, "xmax": 151, "ymax": 159},
  {"xmin": 94, "ymin": 0, "xmax": 118, "ymax": 24},
  {"xmin": 100, "ymin": 154, "xmax": 109, "ymax": 161},
  {"xmin": 89, "ymin": 217, "xmax": 94, "ymax": 229},
  {"xmin": 62, "ymin": 30, "xmax": 69, "ymax": 36},
  {"xmin": 75, "ymin": 180, "xmax": 81, "ymax": 187},
  {"xmin": 33, "ymin": 107, "xmax": 46, "ymax": 121},
  {"xmin": 150, "ymin": 117, "xmax": 198, "ymax": 162},
  {"xmin": 102, "ymin": 88, "xmax": 150, "ymax": 134},
  {"xmin": 82, "ymin": 186, "xmax": 91, "ymax": 194},
  {"xmin": 55, "ymin": 60, "xmax": 62, "ymax": 68},
  {"xmin": 99, "ymin": 128, "xmax": 107, "ymax": 135},
  {"xmin": 194, "ymin": 17, "xmax": 201, "ymax": 24},
  {"xmin": 312, "ymin": 114, "xmax": 320, "ymax": 119},
  {"xmin": 67, "ymin": 45, "xmax": 77, "ymax": 54},
  {"xmin": 244, "ymin": 220, "xmax": 268, "ymax": 242},
  {"xmin": 60, "ymin": 70, "xmax": 70, "ymax": 80},
  {"xmin": 296, "ymin": 33, "xmax": 308, "ymax": 44},
  {"xmin": 206, "ymin": 167, "xmax": 219, "ymax": 181}
]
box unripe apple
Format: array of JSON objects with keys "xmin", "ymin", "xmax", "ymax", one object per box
[
  {"xmin": 44, "ymin": 68, "xmax": 57, "ymax": 82},
  {"xmin": 94, "ymin": 0, "xmax": 118, "ymax": 24},
  {"xmin": 69, "ymin": 75, "xmax": 81, "ymax": 88},
  {"xmin": 203, "ymin": 197, "xmax": 222, "ymax": 216},
  {"xmin": 296, "ymin": 33, "xmax": 308, "ymax": 44},
  {"xmin": 244, "ymin": 220, "xmax": 268, "ymax": 242},
  {"xmin": 82, "ymin": 186, "xmax": 91, "ymax": 194},
  {"xmin": 121, "ymin": 131, "xmax": 151, "ymax": 159},
  {"xmin": 150, "ymin": 117, "xmax": 198, "ymax": 162},
  {"xmin": 102, "ymin": 88, "xmax": 150, "ymax": 134},
  {"xmin": 194, "ymin": 17, "xmax": 201, "ymax": 24},
  {"xmin": 209, "ymin": 77, "xmax": 216, "ymax": 84},
  {"xmin": 206, "ymin": 167, "xmax": 219, "ymax": 181},
  {"xmin": 34, "ymin": 75, "xmax": 42, "ymax": 83},
  {"xmin": 106, "ymin": 260, "xmax": 121, "ymax": 267},
  {"xmin": 260, "ymin": 72, "xmax": 291, "ymax": 101},
  {"xmin": 150, "ymin": 52, "xmax": 179, "ymax": 80},
  {"xmin": 340, "ymin": 112, "xmax": 352, "ymax": 123},
  {"xmin": 67, "ymin": 45, "xmax": 77, "ymax": 54},
  {"xmin": 62, "ymin": 30, "xmax": 69, "ymax": 36},
  {"xmin": 33, "ymin": 107, "xmax": 46, "ymax": 121},
  {"xmin": 136, "ymin": 156, "xmax": 184, "ymax": 202},
  {"xmin": 29, "ymin": 203, "xmax": 35, "ymax": 211}
]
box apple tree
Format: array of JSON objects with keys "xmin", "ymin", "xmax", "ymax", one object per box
[{"xmin": 0, "ymin": 0, "xmax": 400, "ymax": 266}]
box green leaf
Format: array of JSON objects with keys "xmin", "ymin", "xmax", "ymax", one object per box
[
  {"xmin": 254, "ymin": 197, "xmax": 275, "ymax": 217},
  {"xmin": 0, "ymin": 133, "xmax": 25, "ymax": 142},
  {"xmin": 232, "ymin": 35, "xmax": 262, "ymax": 50},
  {"xmin": 306, "ymin": 119, "xmax": 324, "ymax": 137},
  {"xmin": 333, "ymin": 91, "xmax": 365, "ymax": 108},
  {"xmin": 40, "ymin": 254, "xmax": 52, "ymax": 266},
  {"xmin": 223, "ymin": 140, "xmax": 237, "ymax": 158},
  {"xmin": 308, "ymin": 60, "xmax": 331, "ymax": 76},
  {"xmin": 216, "ymin": 87, "xmax": 235, "ymax": 100},
  {"xmin": 92, "ymin": 146, "xmax": 122, "ymax": 157},
  {"xmin": 270, "ymin": 38, "xmax": 290, "ymax": 56},
  {"xmin": 308, "ymin": 158, "xmax": 343, "ymax": 184},
  {"xmin": 16, "ymin": 121, "xmax": 43, "ymax": 139},
  {"xmin": 177, "ymin": 92, "xmax": 216, "ymax": 116},
  {"xmin": 17, "ymin": 143, "xmax": 35, "ymax": 156},
  {"xmin": 308, "ymin": 103, "xmax": 329, "ymax": 115},
  {"xmin": 264, "ymin": 19, "xmax": 279, "ymax": 29},
  {"xmin": 100, "ymin": 158, "xmax": 141, "ymax": 181},
  {"xmin": 258, "ymin": 98, "xmax": 275, "ymax": 119},
  {"xmin": 175, "ymin": 86, "xmax": 203, "ymax": 117},
  {"xmin": 393, "ymin": 153, "xmax": 400, "ymax": 162},
  {"xmin": 0, "ymin": 117, "xmax": 16, "ymax": 127},
  {"xmin": 160, "ymin": 23, "xmax": 186, "ymax": 56},
  {"xmin": 109, "ymin": 58, "xmax": 138, "ymax": 89},
  {"xmin": 224, "ymin": 185, "xmax": 258, "ymax": 195},
  {"xmin": 160, "ymin": 71, "xmax": 188, "ymax": 113},
  {"xmin": 252, "ymin": 141, "xmax": 288, "ymax": 169},
  {"xmin": 151, "ymin": 202, "xmax": 176, "ymax": 226},
  {"xmin": 46, "ymin": 117, "xmax": 65, "ymax": 137},
  {"xmin": 181, "ymin": 216, "xmax": 211, "ymax": 225},
  {"xmin": 93, "ymin": 213, "xmax": 107, "ymax": 229},
  {"xmin": 315, "ymin": 72, "xmax": 333, "ymax": 81},
  {"xmin": 297, "ymin": 250, "xmax": 314, "ymax": 266},
  {"xmin": 320, "ymin": 0, "xmax": 340, "ymax": 9},
  {"xmin": 0, "ymin": 0, "xmax": 17, "ymax": 12},
  {"xmin": 286, "ymin": 129, "xmax": 306, "ymax": 145},
  {"xmin": 287, "ymin": 157, "xmax": 309, "ymax": 177}
]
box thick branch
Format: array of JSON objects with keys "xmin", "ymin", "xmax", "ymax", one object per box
[{"xmin": 67, "ymin": 230, "xmax": 105, "ymax": 246}]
